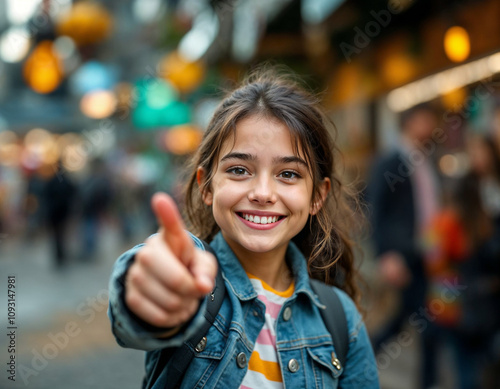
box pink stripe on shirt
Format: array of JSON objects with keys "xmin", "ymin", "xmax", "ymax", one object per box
[
  {"xmin": 256, "ymin": 294, "xmax": 282, "ymax": 319},
  {"xmin": 256, "ymin": 328, "xmax": 276, "ymax": 346}
]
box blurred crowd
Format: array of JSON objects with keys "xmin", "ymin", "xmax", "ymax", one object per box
[
  {"xmin": 0, "ymin": 151, "xmax": 164, "ymax": 268},
  {"xmin": 366, "ymin": 103, "xmax": 500, "ymax": 389}
]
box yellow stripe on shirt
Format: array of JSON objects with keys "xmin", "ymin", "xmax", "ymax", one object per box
[
  {"xmin": 246, "ymin": 273, "xmax": 294, "ymax": 298},
  {"xmin": 247, "ymin": 351, "xmax": 283, "ymax": 382}
]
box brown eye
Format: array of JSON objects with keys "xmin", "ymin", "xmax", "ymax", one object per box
[
  {"xmin": 227, "ymin": 167, "xmax": 248, "ymax": 175},
  {"xmin": 279, "ymin": 171, "xmax": 300, "ymax": 179}
]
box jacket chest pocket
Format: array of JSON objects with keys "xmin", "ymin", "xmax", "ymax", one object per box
[
  {"xmin": 181, "ymin": 322, "xmax": 230, "ymax": 388},
  {"xmin": 306, "ymin": 345, "xmax": 342, "ymax": 389}
]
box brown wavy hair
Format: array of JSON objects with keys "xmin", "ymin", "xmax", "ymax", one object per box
[{"xmin": 183, "ymin": 67, "xmax": 362, "ymax": 304}]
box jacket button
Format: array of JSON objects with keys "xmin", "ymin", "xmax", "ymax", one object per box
[
  {"xmin": 195, "ymin": 336, "xmax": 207, "ymax": 353},
  {"xmin": 288, "ymin": 358, "xmax": 299, "ymax": 373},
  {"xmin": 283, "ymin": 306, "xmax": 292, "ymax": 321},
  {"xmin": 236, "ymin": 352, "xmax": 247, "ymax": 368},
  {"xmin": 331, "ymin": 355, "xmax": 342, "ymax": 370}
]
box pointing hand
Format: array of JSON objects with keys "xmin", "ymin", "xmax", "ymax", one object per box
[{"xmin": 125, "ymin": 193, "xmax": 217, "ymax": 330}]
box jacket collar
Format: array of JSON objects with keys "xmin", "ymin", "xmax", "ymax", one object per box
[{"xmin": 210, "ymin": 232, "xmax": 324, "ymax": 308}]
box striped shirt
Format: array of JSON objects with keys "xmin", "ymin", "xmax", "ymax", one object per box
[{"xmin": 240, "ymin": 273, "xmax": 295, "ymax": 389}]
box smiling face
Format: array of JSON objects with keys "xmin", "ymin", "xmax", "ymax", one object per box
[{"xmin": 200, "ymin": 115, "xmax": 326, "ymax": 262}]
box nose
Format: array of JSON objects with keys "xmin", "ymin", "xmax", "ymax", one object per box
[{"xmin": 248, "ymin": 174, "xmax": 277, "ymax": 204}]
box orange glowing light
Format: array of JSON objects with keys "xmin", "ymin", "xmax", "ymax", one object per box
[
  {"xmin": 382, "ymin": 53, "xmax": 417, "ymax": 88},
  {"xmin": 57, "ymin": 1, "xmax": 113, "ymax": 47},
  {"xmin": 164, "ymin": 125, "xmax": 203, "ymax": 155},
  {"xmin": 444, "ymin": 26, "xmax": 470, "ymax": 63},
  {"xmin": 23, "ymin": 41, "xmax": 64, "ymax": 94},
  {"xmin": 159, "ymin": 51, "xmax": 205, "ymax": 94}
]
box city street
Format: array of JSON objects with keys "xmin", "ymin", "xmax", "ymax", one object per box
[{"xmin": 1, "ymin": 0, "xmax": 499, "ymax": 387}]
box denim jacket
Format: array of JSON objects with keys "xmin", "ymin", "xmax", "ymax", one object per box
[{"xmin": 108, "ymin": 232, "xmax": 380, "ymax": 388}]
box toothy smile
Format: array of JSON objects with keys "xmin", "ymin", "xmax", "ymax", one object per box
[{"xmin": 237, "ymin": 212, "xmax": 285, "ymax": 225}]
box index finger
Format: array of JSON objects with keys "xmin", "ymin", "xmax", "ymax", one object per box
[{"xmin": 151, "ymin": 192, "xmax": 195, "ymax": 264}]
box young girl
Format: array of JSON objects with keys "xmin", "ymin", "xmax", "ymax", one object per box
[{"xmin": 108, "ymin": 69, "xmax": 379, "ymax": 388}]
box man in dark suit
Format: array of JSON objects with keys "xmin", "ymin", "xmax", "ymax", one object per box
[{"xmin": 367, "ymin": 103, "xmax": 443, "ymax": 387}]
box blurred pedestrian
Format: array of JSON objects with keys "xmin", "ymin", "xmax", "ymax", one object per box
[
  {"xmin": 419, "ymin": 134, "xmax": 500, "ymax": 389},
  {"xmin": 78, "ymin": 157, "xmax": 112, "ymax": 261},
  {"xmin": 44, "ymin": 161, "xmax": 76, "ymax": 268},
  {"xmin": 366, "ymin": 103, "xmax": 442, "ymax": 388},
  {"xmin": 23, "ymin": 168, "xmax": 46, "ymax": 237},
  {"xmin": 421, "ymin": 183, "xmax": 474, "ymax": 389},
  {"xmin": 457, "ymin": 134, "xmax": 500, "ymax": 388}
]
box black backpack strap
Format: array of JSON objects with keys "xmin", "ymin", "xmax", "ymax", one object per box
[
  {"xmin": 146, "ymin": 241, "xmax": 225, "ymax": 389},
  {"xmin": 310, "ymin": 279, "xmax": 349, "ymax": 370}
]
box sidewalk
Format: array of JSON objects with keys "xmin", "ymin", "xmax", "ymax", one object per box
[{"xmin": 0, "ymin": 223, "xmax": 146, "ymax": 388}]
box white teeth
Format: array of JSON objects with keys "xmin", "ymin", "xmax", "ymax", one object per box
[{"xmin": 241, "ymin": 213, "xmax": 280, "ymax": 224}]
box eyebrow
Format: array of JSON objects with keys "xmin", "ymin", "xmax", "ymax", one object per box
[
  {"xmin": 276, "ymin": 155, "xmax": 308, "ymax": 167},
  {"xmin": 221, "ymin": 152, "xmax": 255, "ymax": 162},
  {"xmin": 221, "ymin": 152, "xmax": 308, "ymax": 167}
]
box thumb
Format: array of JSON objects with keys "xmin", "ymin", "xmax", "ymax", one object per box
[{"xmin": 151, "ymin": 192, "xmax": 195, "ymax": 263}]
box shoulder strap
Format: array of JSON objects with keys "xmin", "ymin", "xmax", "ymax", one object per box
[
  {"xmin": 309, "ymin": 279, "xmax": 349, "ymax": 370},
  {"xmin": 146, "ymin": 241, "xmax": 225, "ymax": 389}
]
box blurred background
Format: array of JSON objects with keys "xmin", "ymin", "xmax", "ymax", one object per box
[{"xmin": 0, "ymin": 0, "xmax": 499, "ymax": 388}]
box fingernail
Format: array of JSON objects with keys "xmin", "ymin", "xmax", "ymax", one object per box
[{"xmin": 199, "ymin": 275, "xmax": 214, "ymax": 291}]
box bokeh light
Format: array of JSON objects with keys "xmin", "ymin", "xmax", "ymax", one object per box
[
  {"xmin": 56, "ymin": 1, "xmax": 113, "ymax": 47},
  {"xmin": 23, "ymin": 41, "xmax": 64, "ymax": 94},
  {"xmin": 382, "ymin": 52, "xmax": 417, "ymax": 88},
  {"xmin": 439, "ymin": 154, "xmax": 459, "ymax": 177},
  {"xmin": 159, "ymin": 51, "xmax": 205, "ymax": 94},
  {"xmin": 146, "ymin": 80, "xmax": 178, "ymax": 109},
  {"xmin": 23, "ymin": 128, "xmax": 60, "ymax": 168},
  {"xmin": 53, "ymin": 36, "xmax": 81, "ymax": 73},
  {"xmin": 164, "ymin": 125, "xmax": 202, "ymax": 155},
  {"xmin": 439, "ymin": 152, "xmax": 469, "ymax": 177},
  {"xmin": 70, "ymin": 60, "xmax": 117, "ymax": 95},
  {"xmin": 80, "ymin": 90, "xmax": 117, "ymax": 119},
  {"xmin": 57, "ymin": 133, "xmax": 87, "ymax": 172},
  {"xmin": 444, "ymin": 26, "xmax": 471, "ymax": 63},
  {"xmin": 132, "ymin": 0, "xmax": 164, "ymax": 23},
  {"xmin": 6, "ymin": 0, "xmax": 40, "ymax": 24},
  {"xmin": 0, "ymin": 26, "xmax": 31, "ymax": 63},
  {"xmin": 0, "ymin": 131, "xmax": 20, "ymax": 166}
]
